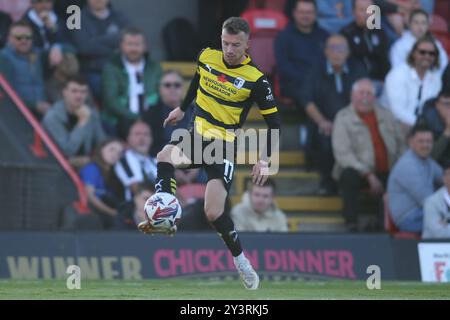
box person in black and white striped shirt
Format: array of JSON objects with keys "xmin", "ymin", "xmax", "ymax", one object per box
[{"xmin": 115, "ymin": 120, "xmax": 157, "ymax": 200}]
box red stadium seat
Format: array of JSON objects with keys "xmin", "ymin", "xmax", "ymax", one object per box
[
  {"xmin": 246, "ymin": 0, "xmax": 287, "ymax": 12},
  {"xmin": 430, "ymin": 14, "xmax": 449, "ymax": 33},
  {"xmin": 434, "ymin": 0, "xmax": 450, "ymax": 25},
  {"xmin": 242, "ymin": 9, "xmax": 288, "ymax": 77},
  {"xmin": 383, "ymin": 194, "xmax": 421, "ymax": 240}
]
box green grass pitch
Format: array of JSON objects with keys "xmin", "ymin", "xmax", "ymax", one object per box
[{"xmin": 1, "ymin": 279, "xmax": 450, "ymax": 300}]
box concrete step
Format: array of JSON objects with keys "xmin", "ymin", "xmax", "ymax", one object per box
[
  {"xmin": 235, "ymin": 151, "xmax": 305, "ymax": 167},
  {"xmin": 230, "ymin": 195, "xmax": 343, "ymax": 212},
  {"xmin": 232, "ymin": 169, "xmax": 319, "ymax": 196},
  {"xmin": 287, "ymin": 214, "xmax": 346, "ymax": 232},
  {"xmin": 161, "ymin": 61, "xmax": 197, "ymax": 78}
]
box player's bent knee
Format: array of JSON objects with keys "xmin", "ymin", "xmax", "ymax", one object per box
[{"xmin": 204, "ymin": 205, "xmax": 224, "ymax": 221}]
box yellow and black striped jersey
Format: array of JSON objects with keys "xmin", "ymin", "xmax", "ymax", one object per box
[{"xmin": 181, "ymin": 47, "xmax": 279, "ymax": 142}]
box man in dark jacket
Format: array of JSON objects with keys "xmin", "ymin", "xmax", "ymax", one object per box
[
  {"xmin": 274, "ymin": 0, "xmax": 329, "ymax": 103},
  {"xmin": 102, "ymin": 27, "xmax": 162, "ymax": 139},
  {"xmin": 420, "ymin": 89, "xmax": 450, "ymax": 167},
  {"xmin": 340, "ymin": 0, "xmax": 390, "ymax": 82},
  {"xmin": 69, "ymin": 0, "xmax": 129, "ymax": 100},
  {"xmin": 302, "ymin": 34, "xmax": 367, "ymax": 194}
]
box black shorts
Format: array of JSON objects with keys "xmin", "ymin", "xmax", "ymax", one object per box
[{"xmin": 169, "ymin": 129, "xmax": 236, "ymax": 192}]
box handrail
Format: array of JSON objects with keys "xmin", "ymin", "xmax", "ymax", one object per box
[{"xmin": 0, "ymin": 73, "xmax": 90, "ymax": 214}]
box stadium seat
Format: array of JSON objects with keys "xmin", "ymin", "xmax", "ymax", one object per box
[
  {"xmin": 246, "ymin": 0, "xmax": 287, "ymax": 12},
  {"xmin": 434, "ymin": 0, "xmax": 450, "ymax": 27},
  {"xmin": 432, "ymin": 31, "xmax": 450, "ymax": 59},
  {"xmin": 242, "ymin": 9, "xmax": 288, "ymax": 76},
  {"xmin": 177, "ymin": 183, "xmax": 207, "ymax": 204},
  {"xmin": 430, "ymin": 14, "xmax": 449, "ymax": 33},
  {"xmin": 383, "ymin": 194, "xmax": 421, "ymax": 240}
]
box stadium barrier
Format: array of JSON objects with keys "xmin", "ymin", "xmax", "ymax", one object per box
[{"xmin": 0, "ymin": 232, "xmax": 432, "ymax": 281}]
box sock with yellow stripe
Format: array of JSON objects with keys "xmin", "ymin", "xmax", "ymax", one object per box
[{"xmin": 155, "ymin": 162, "xmax": 177, "ymax": 195}]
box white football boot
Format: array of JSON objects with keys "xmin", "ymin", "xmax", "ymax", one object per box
[{"xmin": 234, "ymin": 254, "xmax": 260, "ymax": 290}]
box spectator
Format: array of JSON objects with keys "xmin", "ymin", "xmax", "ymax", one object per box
[
  {"xmin": 388, "ymin": 123, "xmax": 443, "ymax": 233},
  {"xmin": 341, "ymin": 0, "xmax": 391, "ymax": 82},
  {"xmin": 21, "ymin": 0, "xmax": 64, "ymax": 51},
  {"xmin": 42, "ymin": 75, "xmax": 106, "ymax": 168},
  {"xmin": 274, "ymin": 0, "xmax": 329, "ymax": 102},
  {"xmin": 80, "ymin": 138, "xmax": 124, "ymax": 229},
  {"xmin": 68, "ymin": 0, "xmax": 129, "ymax": 100},
  {"xmin": 45, "ymin": 52, "xmax": 94, "ymax": 105},
  {"xmin": 383, "ymin": 36, "xmax": 442, "ymax": 137},
  {"xmin": 0, "ymin": 11, "xmax": 12, "ymax": 48},
  {"xmin": 302, "ymin": 34, "xmax": 367, "ymax": 195},
  {"xmin": 420, "ymin": 89, "xmax": 450, "ymax": 166},
  {"xmin": 144, "ymin": 70, "xmax": 206, "ymax": 186},
  {"xmin": 423, "ymin": 161, "xmax": 450, "ymax": 239},
  {"xmin": 0, "ymin": 20, "xmax": 51, "ymax": 119},
  {"xmin": 143, "ymin": 70, "xmax": 193, "ymax": 155},
  {"xmin": 389, "ymin": 9, "xmax": 448, "ymax": 74},
  {"xmin": 231, "ymin": 179, "xmax": 288, "ymax": 232},
  {"xmin": 102, "ymin": 27, "xmax": 161, "ymax": 139},
  {"xmin": 332, "ymin": 78, "xmax": 404, "ymax": 231},
  {"xmin": 114, "ymin": 183, "xmax": 154, "ymax": 231},
  {"xmin": 115, "ymin": 120, "xmax": 158, "ymax": 201}
]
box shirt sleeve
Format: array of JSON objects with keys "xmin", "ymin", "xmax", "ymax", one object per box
[
  {"xmin": 79, "ymin": 163, "xmax": 101, "ymax": 189},
  {"xmin": 180, "ymin": 49, "xmax": 204, "ymax": 111},
  {"xmin": 251, "ymin": 76, "xmax": 281, "ymax": 160}
]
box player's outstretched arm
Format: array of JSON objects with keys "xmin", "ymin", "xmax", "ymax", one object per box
[{"xmin": 250, "ymin": 76, "xmax": 281, "ymax": 186}]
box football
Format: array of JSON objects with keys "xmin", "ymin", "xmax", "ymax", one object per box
[{"xmin": 144, "ymin": 192, "xmax": 182, "ymax": 229}]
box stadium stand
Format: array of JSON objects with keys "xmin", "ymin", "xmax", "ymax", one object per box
[
  {"xmin": 241, "ymin": 8, "xmax": 288, "ymax": 76},
  {"xmin": 0, "ymin": 73, "xmax": 89, "ymax": 230}
]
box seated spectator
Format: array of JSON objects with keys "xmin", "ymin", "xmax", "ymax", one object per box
[
  {"xmin": 21, "ymin": 0, "xmax": 65, "ymax": 51},
  {"xmin": 42, "ymin": 75, "xmax": 106, "ymax": 168},
  {"xmin": 302, "ymin": 34, "xmax": 367, "ymax": 195},
  {"xmin": 68, "ymin": 0, "xmax": 130, "ymax": 100},
  {"xmin": 231, "ymin": 179, "xmax": 288, "ymax": 232},
  {"xmin": 114, "ymin": 183, "xmax": 154, "ymax": 231},
  {"xmin": 332, "ymin": 79, "xmax": 404, "ymax": 231},
  {"xmin": 420, "ymin": 89, "xmax": 450, "ymax": 166},
  {"xmin": 80, "ymin": 138, "xmax": 124, "ymax": 229},
  {"xmin": 45, "ymin": 52, "xmax": 94, "ymax": 105},
  {"xmin": 143, "ymin": 70, "xmax": 207, "ymax": 187},
  {"xmin": 0, "ymin": 11, "xmax": 12, "ymax": 48},
  {"xmin": 144, "ymin": 70, "xmax": 194, "ymax": 156},
  {"xmin": 383, "ymin": 36, "xmax": 442, "ymax": 137},
  {"xmin": 0, "ymin": 20, "xmax": 51, "ymax": 119},
  {"xmin": 115, "ymin": 120, "xmax": 158, "ymax": 201},
  {"xmin": 390, "ymin": 9, "xmax": 448, "ymax": 74},
  {"xmin": 274, "ymin": 0, "xmax": 329, "ymax": 102},
  {"xmin": 102, "ymin": 27, "xmax": 161, "ymax": 139},
  {"xmin": 341, "ymin": 0, "xmax": 391, "ymax": 82},
  {"xmin": 388, "ymin": 123, "xmax": 443, "ymax": 233},
  {"xmin": 423, "ymin": 161, "xmax": 450, "ymax": 239}
]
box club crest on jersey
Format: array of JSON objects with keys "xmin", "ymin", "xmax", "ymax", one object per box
[{"xmin": 233, "ymin": 77, "xmax": 245, "ymax": 89}]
